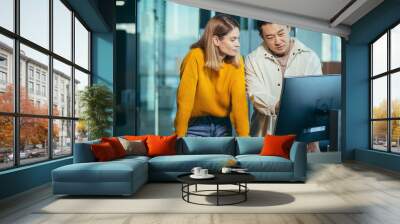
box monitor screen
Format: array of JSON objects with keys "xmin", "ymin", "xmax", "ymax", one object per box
[{"xmin": 275, "ymin": 75, "xmax": 341, "ymax": 145}]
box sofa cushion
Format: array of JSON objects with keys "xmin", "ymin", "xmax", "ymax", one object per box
[
  {"xmin": 236, "ymin": 155, "xmax": 293, "ymax": 172},
  {"xmin": 179, "ymin": 137, "xmax": 235, "ymax": 155},
  {"xmin": 116, "ymin": 155, "xmax": 150, "ymax": 163},
  {"xmin": 236, "ymin": 137, "xmax": 264, "ymax": 155},
  {"xmin": 124, "ymin": 135, "xmax": 152, "ymax": 150},
  {"xmin": 148, "ymin": 154, "xmax": 235, "ymax": 172},
  {"xmin": 118, "ymin": 137, "xmax": 147, "ymax": 156},
  {"xmin": 124, "ymin": 135, "xmax": 151, "ymax": 142},
  {"xmin": 147, "ymin": 135, "xmax": 177, "ymax": 157}
]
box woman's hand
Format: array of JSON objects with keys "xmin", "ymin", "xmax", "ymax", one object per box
[{"xmin": 275, "ymin": 101, "xmax": 280, "ymax": 115}]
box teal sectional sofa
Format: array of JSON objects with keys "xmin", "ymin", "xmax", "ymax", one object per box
[{"xmin": 52, "ymin": 137, "xmax": 307, "ymax": 196}]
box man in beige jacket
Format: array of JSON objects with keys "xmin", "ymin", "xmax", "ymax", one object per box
[{"xmin": 245, "ymin": 22, "xmax": 322, "ymax": 151}]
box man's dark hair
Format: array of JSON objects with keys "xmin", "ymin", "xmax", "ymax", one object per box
[
  {"xmin": 256, "ymin": 21, "xmax": 292, "ymax": 37},
  {"xmin": 256, "ymin": 20, "xmax": 271, "ymax": 37}
]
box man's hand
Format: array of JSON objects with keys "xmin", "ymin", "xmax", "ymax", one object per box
[{"xmin": 307, "ymin": 141, "xmax": 320, "ymax": 153}]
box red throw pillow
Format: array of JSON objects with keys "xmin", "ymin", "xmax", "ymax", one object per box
[
  {"xmin": 91, "ymin": 142, "xmax": 118, "ymax": 161},
  {"xmin": 101, "ymin": 137, "xmax": 127, "ymax": 158},
  {"xmin": 146, "ymin": 135, "xmax": 177, "ymax": 157},
  {"xmin": 260, "ymin": 135, "xmax": 296, "ymax": 159}
]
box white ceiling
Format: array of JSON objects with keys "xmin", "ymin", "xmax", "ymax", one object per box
[
  {"xmin": 170, "ymin": 0, "xmax": 384, "ymax": 38},
  {"xmin": 226, "ymin": 0, "xmax": 352, "ymax": 22}
]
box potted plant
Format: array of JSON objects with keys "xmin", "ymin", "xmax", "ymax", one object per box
[{"xmin": 79, "ymin": 84, "xmax": 113, "ymax": 140}]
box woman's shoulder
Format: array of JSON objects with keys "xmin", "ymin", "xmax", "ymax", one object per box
[
  {"xmin": 182, "ymin": 48, "xmax": 205, "ymax": 64},
  {"xmin": 188, "ymin": 47, "xmax": 205, "ymax": 58}
]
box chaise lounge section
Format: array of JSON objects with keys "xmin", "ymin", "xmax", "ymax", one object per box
[{"xmin": 52, "ymin": 140, "xmax": 149, "ymax": 196}]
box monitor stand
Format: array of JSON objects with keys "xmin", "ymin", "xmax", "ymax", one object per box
[{"xmin": 308, "ymin": 109, "xmax": 342, "ymax": 164}]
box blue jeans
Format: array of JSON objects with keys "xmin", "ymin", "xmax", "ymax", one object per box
[{"xmin": 186, "ymin": 116, "xmax": 232, "ymax": 137}]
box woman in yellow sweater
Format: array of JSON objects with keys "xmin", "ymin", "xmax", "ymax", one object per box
[{"xmin": 174, "ymin": 15, "xmax": 249, "ymax": 137}]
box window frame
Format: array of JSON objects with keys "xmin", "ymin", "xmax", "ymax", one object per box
[
  {"xmin": 0, "ymin": 70, "xmax": 7, "ymax": 85},
  {"xmin": 0, "ymin": 53, "xmax": 7, "ymax": 85},
  {"xmin": 370, "ymin": 20, "xmax": 400, "ymax": 154},
  {"xmin": 0, "ymin": 0, "xmax": 92, "ymax": 171}
]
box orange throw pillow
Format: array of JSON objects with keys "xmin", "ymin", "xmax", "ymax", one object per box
[
  {"xmin": 124, "ymin": 135, "xmax": 150, "ymax": 141},
  {"xmin": 146, "ymin": 135, "xmax": 177, "ymax": 157},
  {"xmin": 101, "ymin": 137, "xmax": 127, "ymax": 158},
  {"xmin": 260, "ymin": 135, "xmax": 296, "ymax": 159},
  {"xmin": 91, "ymin": 142, "xmax": 118, "ymax": 161}
]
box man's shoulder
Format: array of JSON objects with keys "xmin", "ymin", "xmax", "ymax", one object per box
[{"xmin": 293, "ymin": 39, "xmax": 321, "ymax": 61}]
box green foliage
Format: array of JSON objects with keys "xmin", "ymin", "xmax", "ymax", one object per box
[{"xmin": 79, "ymin": 84, "xmax": 113, "ymax": 140}]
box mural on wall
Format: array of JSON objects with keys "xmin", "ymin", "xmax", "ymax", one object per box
[
  {"xmin": 172, "ymin": 16, "xmax": 340, "ymax": 153},
  {"xmin": 136, "ymin": 0, "xmax": 342, "ymax": 152}
]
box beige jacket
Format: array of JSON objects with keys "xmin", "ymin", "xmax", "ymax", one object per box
[{"xmin": 245, "ymin": 38, "xmax": 322, "ymax": 136}]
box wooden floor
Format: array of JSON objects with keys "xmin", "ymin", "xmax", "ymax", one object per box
[{"xmin": 1, "ymin": 162, "xmax": 400, "ymax": 224}]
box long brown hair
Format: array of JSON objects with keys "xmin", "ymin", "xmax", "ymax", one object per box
[{"xmin": 191, "ymin": 14, "xmax": 240, "ymax": 71}]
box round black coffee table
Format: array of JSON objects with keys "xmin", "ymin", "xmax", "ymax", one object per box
[{"xmin": 177, "ymin": 173, "xmax": 255, "ymax": 206}]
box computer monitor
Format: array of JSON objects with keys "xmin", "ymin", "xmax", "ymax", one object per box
[{"xmin": 275, "ymin": 75, "xmax": 341, "ymax": 149}]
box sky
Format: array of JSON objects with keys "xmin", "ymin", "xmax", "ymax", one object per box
[
  {"xmin": 372, "ymin": 32, "xmax": 400, "ymax": 107},
  {"xmin": 391, "ymin": 24, "xmax": 400, "ymax": 70},
  {"xmin": 0, "ymin": 0, "xmax": 89, "ymax": 73},
  {"xmin": 372, "ymin": 33, "xmax": 388, "ymax": 107}
]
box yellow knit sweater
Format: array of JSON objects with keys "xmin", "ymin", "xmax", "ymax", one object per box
[{"xmin": 174, "ymin": 48, "xmax": 249, "ymax": 137}]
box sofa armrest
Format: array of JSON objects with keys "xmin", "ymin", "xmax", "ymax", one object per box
[
  {"xmin": 73, "ymin": 140, "xmax": 100, "ymax": 163},
  {"xmin": 289, "ymin": 141, "xmax": 307, "ymax": 181}
]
